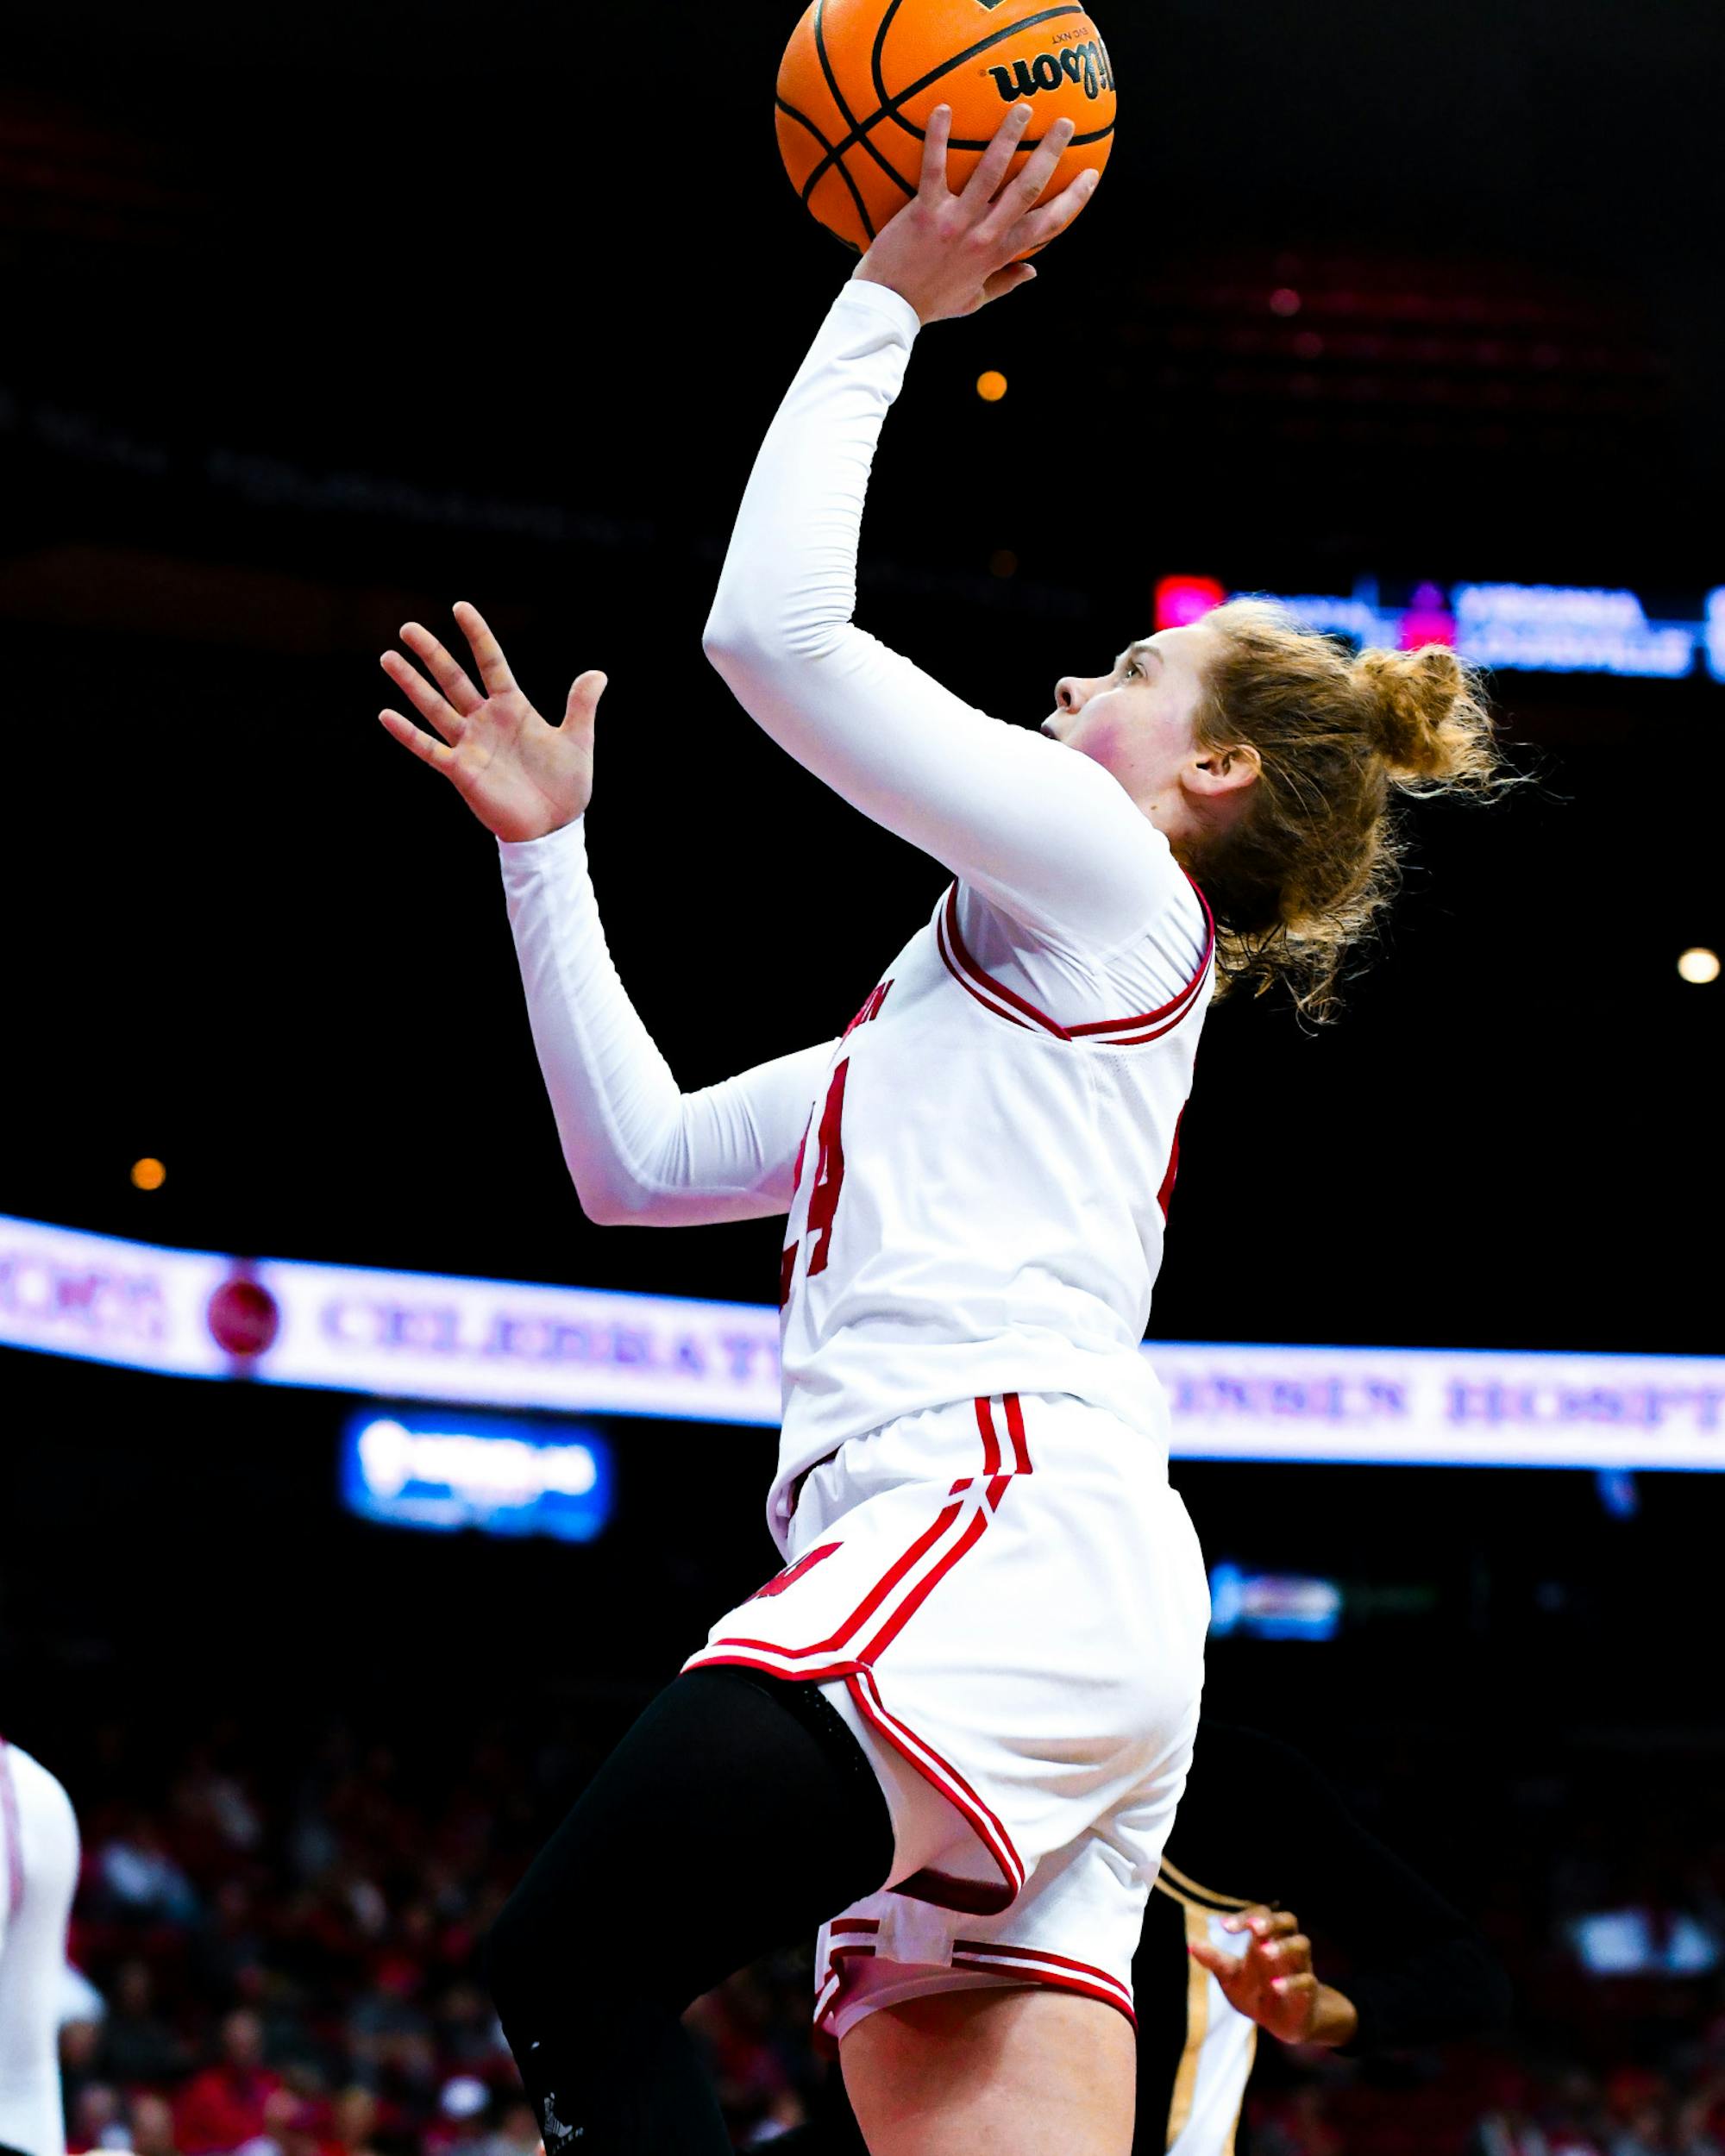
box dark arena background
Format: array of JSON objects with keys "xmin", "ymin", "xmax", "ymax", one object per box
[{"xmin": 3, "ymin": 0, "xmax": 1723, "ymax": 2150}]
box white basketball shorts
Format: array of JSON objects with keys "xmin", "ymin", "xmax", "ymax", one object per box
[{"xmin": 684, "ymin": 1390, "xmax": 1209, "ymax": 2039}]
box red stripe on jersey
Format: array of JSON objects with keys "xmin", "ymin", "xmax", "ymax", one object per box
[
  {"xmin": 1156, "ymin": 1112, "xmax": 1185, "ymax": 1220},
  {"xmin": 1076, "ymin": 961, "xmax": 1213, "ymax": 1046},
  {"xmin": 941, "ymin": 890, "xmax": 1072, "ymax": 1038},
  {"xmin": 935, "ymin": 910, "xmax": 1037, "ymax": 1031},
  {"xmin": 1069, "ymin": 966, "xmax": 1211, "ymax": 1045},
  {"xmin": 1066, "ymin": 879, "xmax": 1216, "ymax": 1040},
  {"xmin": 938, "ymin": 879, "xmax": 1215, "ymax": 1046}
]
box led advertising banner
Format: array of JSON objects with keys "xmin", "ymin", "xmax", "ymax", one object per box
[
  {"xmin": 0, "ymin": 1212, "xmax": 236, "ymax": 1382},
  {"xmin": 3, "ymin": 1213, "xmax": 1723, "ymax": 1470},
  {"xmin": 1151, "ymin": 1341, "xmax": 1725, "ymax": 1471},
  {"xmin": 1153, "ymin": 576, "xmax": 1725, "ymax": 680}
]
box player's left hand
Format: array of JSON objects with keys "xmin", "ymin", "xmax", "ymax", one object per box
[
  {"xmin": 1189, "ymin": 1905, "xmax": 1357, "ymax": 2047},
  {"xmin": 851, "ymin": 102, "xmax": 1096, "ymax": 324}
]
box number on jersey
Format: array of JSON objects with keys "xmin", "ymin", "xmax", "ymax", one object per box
[{"xmin": 780, "ymin": 1058, "xmax": 850, "ymax": 1308}]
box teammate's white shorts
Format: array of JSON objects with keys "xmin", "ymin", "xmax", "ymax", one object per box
[
  {"xmin": 684, "ymin": 1391, "xmax": 1208, "ymax": 2040},
  {"xmin": 0, "ymin": 1740, "xmax": 79, "ymax": 2156}
]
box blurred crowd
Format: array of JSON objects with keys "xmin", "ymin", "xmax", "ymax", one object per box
[{"xmin": 47, "ymin": 1714, "xmax": 1725, "ymax": 2154}]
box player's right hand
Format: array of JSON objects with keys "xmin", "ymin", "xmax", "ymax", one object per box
[
  {"xmin": 379, "ymin": 601, "xmax": 603, "ymax": 843},
  {"xmin": 852, "ymin": 103, "xmax": 1096, "ymax": 325}
]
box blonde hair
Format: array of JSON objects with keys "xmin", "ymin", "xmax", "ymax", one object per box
[{"xmin": 1190, "ymin": 599, "xmax": 1508, "ymax": 1021}]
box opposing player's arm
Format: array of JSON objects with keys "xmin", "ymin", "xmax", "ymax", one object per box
[
  {"xmin": 702, "ymin": 110, "xmax": 1182, "ymax": 956},
  {"xmin": 379, "ymin": 609, "xmax": 831, "ymax": 1226},
  {"xmin": 1189, "ymin": 1904, "xmax": 1360, "ymax": 2048}
]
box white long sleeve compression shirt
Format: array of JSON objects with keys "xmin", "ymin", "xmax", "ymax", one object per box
[
  {"xmin": 500, "ymin": 819, "xmax": 832, "ymax": 1228},
  {"xmin": 702, "ymin": 277, "xmax": 1208, "ymax": 1004}
]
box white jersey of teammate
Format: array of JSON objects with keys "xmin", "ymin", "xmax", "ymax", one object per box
[{"xmin": 0, "ymin": 1738, "xmax": 79, "ymax": 2156}]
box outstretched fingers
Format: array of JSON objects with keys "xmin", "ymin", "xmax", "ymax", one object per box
[
  {"xmin": 917, "ymin": 103, "xmax": 954, "ymax": 200},
  {"xmin": 380, "ymin": 649, "xmax": 468, "ymax": 744},
  {"xmin": 377, "ymin": 704, "xmax": 455, "ymax": 769},
  {"xmin": 979, "ymin": 112, "xmax": 1077, "ymax": 239},
  {"xmin": 1008, "ymin": 162, "xmax": 1098, "ymax": 256},
  {"xmin": 956, "ymin": 100, "xmax": 1035, "ymax": 214},
  {"xmin": 452, "ymin": 599, "xmax": 518, "ymax": 699},
  {"xmin": 975, "ymin": 262, "xmax": 1037, "ymax": 312},
  {"xmin": 400, "ymin": 622, "xmax": 484, "ymax": 717}
]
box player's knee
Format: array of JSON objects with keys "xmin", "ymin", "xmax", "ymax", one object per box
[{"xmin": 486, "ymin": 1858, "xmax": 641, "ymax": 2038}]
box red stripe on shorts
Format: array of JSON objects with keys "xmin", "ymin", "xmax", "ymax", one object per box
[
  {"xmin": 950, "ymin": 1951, "xmax": 1138, "ymax": 2029},
  {"xmin": 688, "ymin": 1395, "xmax": 1038, "ymax": 1911}
]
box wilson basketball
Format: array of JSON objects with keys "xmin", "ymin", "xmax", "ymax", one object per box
[{"xmin": 777, "ymin": 0, "xmax": 1116, "ymax": 254}]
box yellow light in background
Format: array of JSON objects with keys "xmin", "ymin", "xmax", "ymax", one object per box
[
  {"xmin": 976, "ymin": 370, "xmax": 1008, "ymax": 403},
  {"xmin": 130, "ymin": 1157, "xmax": 166, "ymax": 1192},
  {"xmin": 1677, "ymin": 947, "xmax": 1721, "ymax": 985}
]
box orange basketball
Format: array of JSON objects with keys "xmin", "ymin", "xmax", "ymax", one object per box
[{"xmin": 776, "ymin": 0, "xmax": 1116, "ymax": 254}]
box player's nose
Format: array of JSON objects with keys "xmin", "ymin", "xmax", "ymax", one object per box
[{"xmin": 1056, "ymin": 675, "xmax": 1088, "ymax": 713}]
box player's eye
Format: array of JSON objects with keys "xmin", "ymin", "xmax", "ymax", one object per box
[{"xmin": 1120, "ymin": 659, "xmax": 1141, "ymax": 680}]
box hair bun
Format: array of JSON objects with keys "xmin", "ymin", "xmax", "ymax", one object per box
[{"xmin": 1352, "ymin": 643, "xmax": 1493, "ymax": 790}]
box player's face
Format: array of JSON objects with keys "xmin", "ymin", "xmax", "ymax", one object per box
[{"xmin": 1042, "ymin": 625, "xmax": 1219, "ymax": 830}]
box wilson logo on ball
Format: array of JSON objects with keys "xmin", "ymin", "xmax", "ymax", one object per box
[{"xmin": 986, "ymin": 39, "xmax": 1112, "ymax": 102}]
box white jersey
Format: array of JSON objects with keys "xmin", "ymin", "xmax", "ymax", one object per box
[
  {"xmin": 501, "ymin": 279, "xmax": 1213, "ymax": 1553},
  {"xmin": 0, "ymin": 1739, "xmax": 78, "ymax": 2156},
  {"xmin": 774, "ymin": 875, "xmax": 1210, "ymax": 1535}
]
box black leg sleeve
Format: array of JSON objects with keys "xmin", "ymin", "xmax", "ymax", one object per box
[{"xmin": 485, "ymin": 1667, "xmax": 894, "ymax": 2156}]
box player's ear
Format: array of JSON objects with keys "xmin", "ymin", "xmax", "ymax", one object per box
[{"xmin": 1183, "ymin": 743, "xmax": 1260, "ymax": 800}]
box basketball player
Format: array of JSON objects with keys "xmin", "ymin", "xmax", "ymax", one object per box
[
  {"xmin": 0, "ymin": 1737, "xmax": 79, "ymax": 2156},
  {"xmin": 775, "ymin": 1720, "xmax": 1512, "ymax": 2154},
  {"xmin": 379, "ymin": 102, "xmax": 1502, "ymax": 2156}
]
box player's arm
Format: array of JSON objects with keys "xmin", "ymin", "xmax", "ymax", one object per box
[
  {"xmin": 378, "ymin": 606, "xmax": 832, "ymax": 1225},
  {"xmin": 702, "ymin": 108, "xmax": 1185, "ymax": 956}
]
